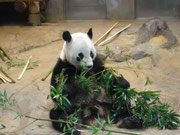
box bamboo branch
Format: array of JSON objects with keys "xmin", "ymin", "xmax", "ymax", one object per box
[
  {"xmin": 0, "ymin": 71, "xmax": 12, "ymax": 83},
  {"xmin": 0, "ymin": 46, "xmax": 11, "ymax": 60},
  {"xmin": 23, "ymin": 114, "xmax": 140, "ymax": 135},
  {"xmin": 0, "ymin": 51, "xmax": 6, "ymax": 61},
  {"xmin": 18, "ymin": 56, "xmax": 32, "ymax": 80},
  {"xmin": 97, "ymin": 24, "xmax": 131, "ymax": 46},
  {"xmin": 94, "ymin": 22, "xmax": 119, "ymax": 45},
  {"xmin": 0, "ymin": 67, "xmax": 16, "ymax": 83},
  {"xmin": 41, "ymin": 67, "xmax": 54, "ymax": 81},
  {"xmin": 0, "ymin": 75, "xmax": 7, "ymax": 83}
]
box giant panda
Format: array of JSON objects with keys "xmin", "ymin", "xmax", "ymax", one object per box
[{"xmin": 49, "ymin": 28, "xmax": 142, "ymax": 135}]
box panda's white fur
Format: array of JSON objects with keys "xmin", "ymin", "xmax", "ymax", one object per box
[{"xmin": 60, "ymin": 32, "xmax": 96, "ymax": 70}]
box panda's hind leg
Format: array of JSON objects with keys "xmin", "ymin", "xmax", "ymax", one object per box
[
  {"xmin": 117, "ymin": 116, "xmax": 142, "ymax": 129},
  {"xmin": 49, "ymin": 108, "xmax": 81, "ymax": 135}
]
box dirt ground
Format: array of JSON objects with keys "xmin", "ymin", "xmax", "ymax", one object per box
[{"xmin": 0, "ymin": 19, "xmax": 180, "ymax": 135}]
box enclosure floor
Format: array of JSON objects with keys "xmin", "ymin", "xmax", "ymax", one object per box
[{"xmin": 0, "ymin": 19, "xmax": 180, "ymax": 135}]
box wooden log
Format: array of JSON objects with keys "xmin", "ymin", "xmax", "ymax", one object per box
[
  {"xmin": 29, "ymin": 2, "xmax": 40, "ymax": 14},
  {"xmin": 14, "ymin": 1, "xmax": 27, "ymax": 13}
]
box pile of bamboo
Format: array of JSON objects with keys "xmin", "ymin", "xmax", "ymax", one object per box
[{"xmin": 0, "ymin": 46, "xmax": 15, "ymax": 84}]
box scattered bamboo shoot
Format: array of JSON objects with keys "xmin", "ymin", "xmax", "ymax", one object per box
[
  {"xmin": 0, "ymin": 72, "xmax": 12, "ymax": 83},
  {"xmin": 0, "ymin": 51, "xmax": 5, "ymax": 61},
  {"xmin": 18, "ymin": 56, "xmax": 32, "ymax": 80},
  {"xmin": 94, "ymin": 22, "xmax": 119, "ymax": 45},
  {"xmin": 97, "ymin": 24, "xmax": 131, "ymax": 46},
  {"xmin": 0, "ymin": 46, "xmax": 11, "ymax": 60},
  {"xmin": 41, "ymin": 67, "xmax": 54, "ymax": 81},
  {"xmin": 0, "ymin": 75, "xmax": 7, "ymax": 83},
  {"xmin": 0, "ymin": 67, "xmax": 16, "ymax": 83}
]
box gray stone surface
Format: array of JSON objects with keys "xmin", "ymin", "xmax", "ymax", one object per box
[
  {"xmin": 135, "ymin": 18, "xmax": 178, "ymax": 49},
  {"xmin": 131, "ymin": 50, "xmax": 147, "ymax": 60}
]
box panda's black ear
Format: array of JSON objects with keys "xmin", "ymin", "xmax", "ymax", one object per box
[
  {"xmin": 63, "ymin": 31, "xmax": 72, "ymax": 42},
  {"xmin": 87, "ymin": 28, "xmax": 93, "ymax": 39}
]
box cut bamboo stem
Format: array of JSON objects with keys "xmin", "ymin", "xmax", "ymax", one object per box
[
  {"xmin": 18, "ymin": 56, "xmax": 32, "ymax": 80},
  {"xmin": 0, "ymin": 72, "xmax": 11, "ymax": 83},
  {"xmin": 0, "ymin": 67, "xmax": 16, "ymax": 83},
  {"xmin": 97, "ymin": 24, "xmax": 131, "ymax": 46},
  {"xmin": 0, "ymin": 75, "xmax": 7, "ymax": 83},
  {"xmin": 41, "ymin": 67, "xmax": 54, "ymax": 81},
  {"xmin": 0, "ymin": 51, "xmax": 5, "ymax": 61},
  {"xmin": 0, "ymin": 46, "xmax": 11, "ymax": 60},
  {"xmin": 94, "ymin": 22, "xmax": 119, "ymax": 45}
]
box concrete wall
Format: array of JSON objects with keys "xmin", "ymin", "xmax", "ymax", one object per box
[
  {"xmin": 45, "ymin": 0, "xmax": 64, "ymax": 21},
  {"xmin": 45, "ymin": 0, "xmax": 135, "ymax": 20},
  {"xmin": 106, "ymin": 0, "xmax": 135, "ymax": 19}
]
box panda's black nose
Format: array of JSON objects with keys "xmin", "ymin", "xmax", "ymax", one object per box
[{"xmin": 87, "ymin": 65, "xmax": 93, "ymax": 69}]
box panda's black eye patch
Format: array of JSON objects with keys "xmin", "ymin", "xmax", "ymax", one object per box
[
  {"xmin": 90, "ymin": 51, "xmax": 94, "ymax": 58},
  {"xmin": 77, "ymin": 53, "xmax": 84, "ymax": 62}
]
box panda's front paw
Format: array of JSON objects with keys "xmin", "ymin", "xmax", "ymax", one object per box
[{"xmin": 116, "ymin": 77, "xmax": 130, "ymax": 88}]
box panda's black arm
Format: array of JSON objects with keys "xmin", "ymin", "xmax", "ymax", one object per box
[
  {"xmin": 51, "ymin": 58, "xmax": 65, "ymax": 89},
  {"xmin": 93, "ymin": 54, "xmax": 130, "ymax": 88}
]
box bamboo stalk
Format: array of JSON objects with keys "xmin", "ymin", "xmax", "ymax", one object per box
[
  {"xmin": 0, "ymin": 72, "xmax": 11, "ymax": 83},
  {"xmin": 94, "ymin": 22, "xmax": 119, "ymax": 45},
  {"xmin": 0, "ymin": 51, "xmax": 5, "ymax": 61},
  {"xmin": 97, "ymin": 24, "xmax": 131, "ymax": 46},
  {"xmin": 0, "ymin": 46, "xmax": 11, "ymax": 60},
  {"xmin": 0, "ymin": 75, "xmax": 7, "ymax": 83},
  {"xmin": 0, "ymin": 67, "xmax": 16, "ymax": 83},
  {"xmin": 41, "ymin": 67, "xmax": 54, "ymax": 81},
  {"xmin": 18, "ymin": 56, "xmax": 32, "ymax": 80},
  {"xmin": 23, "ymin": 114, "xmax": 140, "ymax": 135}
]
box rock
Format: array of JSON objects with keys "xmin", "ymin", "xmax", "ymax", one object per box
[
  {"xmin": 135, "ymin": 18, "xmax": 178, "ymax": 49},
  {"xmin": 98, "ymin": 53, "xmax": 108, "ymax": 61},
  {"xmin": 131, "ymin": 43, "xmax": 150, "ymax": 60},
  {"xmin": 150, "ymin": 55, "xmax": 159, "ymax": 67},
  {"xmin": 131, "ymin": 50, "xmax": 147, "ymax": 60},
  {"xmin": 112, "ymin": 55, "xmax": 125, "ymax": 62}
]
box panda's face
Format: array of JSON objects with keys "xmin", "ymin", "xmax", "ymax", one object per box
[{"xmin": 60, "ymin": 28, "xmax": 96, "ymax": 70}]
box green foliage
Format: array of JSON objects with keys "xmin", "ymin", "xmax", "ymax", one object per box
[
  {"xmin": 113, "ymin": 88, "xmax": 136, "ymax": 117},
  {"xmin": 75, "ymin": 71, "xmax": 96, "ymax": 93},
  {"xmin": 26, "ymin": 60, "xmax": 40, "ymax": 70},
  {"xmin": 113, "ymin": 88, "xmax": 180, "ymax": 129},
  {"xmin": 31, "ymin": 125, "xmax": 44, "ymax": 131},
  {"xmin": 97, "ymin": 68, "xmax": 116, "ymax": 97},
  {"xmin": 50, "ymin": 67, "xmax": 179, "ymax": 131},
  {"xmin": 48, "ymin": 69, "xmax": 71, "ymax": 110},
  {"xmin": 0, "ymin": 124, "xmax": 6, "ymax": 130},
  {"xmin": 133, "ymin": 91, "xmax": 179, "ymax": 129},
  {"xmin": 61, "ymin": 108, "xmax": 83, "ymax": 134},
  {"xmin": 34, "ymin": 83, "xmax": 40, "ymax": 91},
  {"xmin": 5, "ymin": 57, "xmax": 39, "ymax": 70},
  {"xmin": 145, "ymin": 77, "xmax": 153, "ymax": 86},
  {"xmin": 0, "ymin": 90, "xmax": 15, "ymax": 108},
  {"xmin": 105, "ymin": 46, "xmax": 114, "ymax": 56},
  {"xmin": 124, "ymin": 56, "xmax": 131, "ymax": 65}
]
